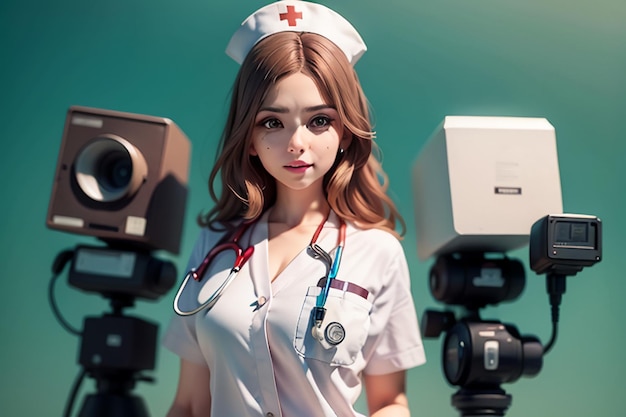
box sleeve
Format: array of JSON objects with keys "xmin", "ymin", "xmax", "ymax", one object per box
[
  {"xmin": 161, "ymin": 228, "xmax": 213, "ymax": 365},
  {"xmin": 362, "ymin": 241, "xmax": 427, "ymax": 375}
]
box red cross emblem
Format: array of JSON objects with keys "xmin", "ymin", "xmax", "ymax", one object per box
[{"xmin": 279, "ymin": 5, "xmax": 303, "ymax": 26}]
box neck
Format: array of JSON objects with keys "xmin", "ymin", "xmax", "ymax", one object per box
[{"xmin": 269, "ymin": 185, "xmax": 329, "ymax": 228}]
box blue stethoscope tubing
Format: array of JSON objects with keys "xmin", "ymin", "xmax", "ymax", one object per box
[
  {"xmin": 311, "ymin": 221, "xmax": 345, "ymax": 307},
  {"xmin": 173, "ymin": 214, "xmax": 346, "ymax": 318},
  {"xmin": 310, "ymin": 221, "xmax": 345, "ymax": 339}
]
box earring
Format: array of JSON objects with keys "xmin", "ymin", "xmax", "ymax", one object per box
[{"xmin": 338, "ymin": 148, "xmax": 344, "ymax": 154}]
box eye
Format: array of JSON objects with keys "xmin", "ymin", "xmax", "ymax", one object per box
[
  {"xmin": 260, "ymin": 118, "xmax": 283, "ymax": 129},
  {"xmin": 309, "ymin": 115, "xmax": 332, "ymax": 130}
]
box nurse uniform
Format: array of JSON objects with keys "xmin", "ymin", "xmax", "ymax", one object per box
[{"xmin": 163, "ymin": 211, "xmax": 426, "ymax": 417}]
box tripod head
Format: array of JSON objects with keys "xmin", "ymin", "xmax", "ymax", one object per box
[
  {"xmin": 421, "ymin": 252, "xmax": 543, "ymax": 416},
  {"xmin": 420, "ymin": 214, "xmax": 603, "ymax": 416}
]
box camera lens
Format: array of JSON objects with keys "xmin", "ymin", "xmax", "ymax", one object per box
[
  {"xmin": 96, "ymin": 151, "xmax": 133, "ymax": 191},
  {"xmin": 74, "ymin": 134, "xmax": 148, "ymax": 203},
  {"xmin": 444, "ymin": 333, "xmax": 463, "ymax": 383}
]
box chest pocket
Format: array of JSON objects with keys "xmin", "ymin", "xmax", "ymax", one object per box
[{"xmin": 293, "ymin": 285, "xmax": 372, "ymax": 366}]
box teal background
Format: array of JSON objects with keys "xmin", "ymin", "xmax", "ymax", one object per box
[{"xmin": 1, "ymin": 0, "xmax": 624, "ymax": 416}]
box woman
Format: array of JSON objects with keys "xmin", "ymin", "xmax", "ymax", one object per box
[{"xmin": 165, "ymin": 2, "xmax": 425, "ymax": 416}]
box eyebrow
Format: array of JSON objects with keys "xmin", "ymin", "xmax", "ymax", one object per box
[{"xmin": 257, "ymin": 104, "xmax": 337, "ymax": 113}]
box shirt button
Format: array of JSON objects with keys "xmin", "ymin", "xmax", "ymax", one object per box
[{"xmin": 266, "ymin": 413, "xmax": 274, "ymax": 417}]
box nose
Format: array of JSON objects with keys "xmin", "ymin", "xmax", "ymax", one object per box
[{"xmin": 287, "ymin": 126, "xmax": 307, "ymax": 154}]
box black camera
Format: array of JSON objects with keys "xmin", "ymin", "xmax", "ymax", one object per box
[
  {"xmin": 530, "ymin": 214, "xmax": 602, "ymax": 276},
  {"xmin": 428, "ymin": 254, "xmax": 525, "ymax": 310},
  {"xmin": 443, "ymin": 320, "xmax": 542, "ymax": 388}
]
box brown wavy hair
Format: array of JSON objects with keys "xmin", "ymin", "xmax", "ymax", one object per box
[{"xmin": 200, "ymin": 32, "xmax": 405, "ymax": 238}]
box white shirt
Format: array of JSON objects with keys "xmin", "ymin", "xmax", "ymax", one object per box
[{"xmin": 163, "ymin": 211, "xmax": 426, "ymax": 417}]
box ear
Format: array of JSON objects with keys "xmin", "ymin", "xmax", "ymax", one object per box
[
  {"xmin": 340, "ymin": 131, "xmax": 353, "ymax": 151},
  {"xmin": 249, "ymin": 143, "xmax": 258, "ymax": 156}
]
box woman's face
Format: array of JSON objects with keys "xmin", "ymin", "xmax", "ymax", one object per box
[{"xmin": 250, "ymin": 72, "xmax": 346, "ymax": 196}]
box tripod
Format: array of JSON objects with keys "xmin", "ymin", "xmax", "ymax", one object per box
[
  {"xmin": 51, "ymin": 245, "xmax": 177, "ymax": 417},
  {"xmin": 74, "ymin": 296, "xmax": 158, "ymax": 417},
  {"xmin": 77, "ymin": 370, "xmax": 151, "ymax": 417}
]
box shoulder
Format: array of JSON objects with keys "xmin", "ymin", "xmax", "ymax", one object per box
[
  {"xmin": 341, "ymin": 224, "xmax": 412, "ymax": 293},
  {"xmin": 195, "ymin": 226, "xmax": 224, "ymax": 247},
  {"xmin": 186, "ymin": 225, "xmax": 230, "ymax": 264},
  {"xmin": 345, "ymin": 223, "xmax": 405, "ymax": 258},
  {"xmin": 196, "ymin": 219, "xmax": 244, "ymax": 244},
  {"xmin": 343, "ymin": 224, "xmax": 406, "ymax": 270}
]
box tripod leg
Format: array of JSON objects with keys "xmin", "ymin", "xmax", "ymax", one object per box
[{"xmin": 77, "ymin": 392, "xmax": 150, "ymax": 417}]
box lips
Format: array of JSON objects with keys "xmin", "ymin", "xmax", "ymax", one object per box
[
  {"xmin": 284, "ymin": 160, "xmax": 313, "ymax": 173},
  {"xmin": 284, "ymin": 160, "xmax": 312, "ymax": 168}
]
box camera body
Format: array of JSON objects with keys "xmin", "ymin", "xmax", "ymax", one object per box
[
  {"xmin": 46, "ymin": 106, "xmax": 191, "ymax": 254},
  {"xmin": 529, "ymin": 214, "xmax": 602, "ymax": 276}
]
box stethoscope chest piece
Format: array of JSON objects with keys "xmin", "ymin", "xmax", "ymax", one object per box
[
  {"xmin": 324, "ymin": 322, "xmax": 345, "ymax": 345},
  {"xmin": 312, "ymin": 306, "xmax": 346, "ymax": 347},
  {"xmin": 312, "ymin": 320, "xmax": 346, "ymax": 347}
]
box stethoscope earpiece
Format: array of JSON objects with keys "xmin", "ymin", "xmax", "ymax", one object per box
[{"xmin": 312, "ymin": 323, "xmax": 325, "ymax": 341}]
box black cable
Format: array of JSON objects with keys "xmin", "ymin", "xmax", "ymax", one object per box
[
  {"xmin": 543, "ymin": 321, "xmax": 558, "ymax": 355},
  {"xmin": 63, "ymin": 368, "xmax": 87, "ymax": 417},
  {"xmin": 543, "ymin": 273, "xmax": 566, "ymax": 356},
  {"xmin": 48, "ymin": 250, "xmax": 82, "ymax": 337}
]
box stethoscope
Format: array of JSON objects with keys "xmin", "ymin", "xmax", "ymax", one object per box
[
  {"xmin": 308, "ymin": 215, "xmax": 345, "ymax": 345},
  {"xmin": 173, "ymin": 220, "xmax": 255, "ymax": 316},
  {"xmin": 173, "ymin": 212, "xmax": 347, "ymax": 346}
]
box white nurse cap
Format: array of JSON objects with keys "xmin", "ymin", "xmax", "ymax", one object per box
[{"xmin": 226, "ymin": 0, "xmax": 367, "ymax": 66}]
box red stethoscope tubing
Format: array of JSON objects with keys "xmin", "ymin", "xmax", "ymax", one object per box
[
  {"xmin": 173, "ymin": 214, "xmax": 345, "ymax": 317},
  {"xmin": 173, "ymin": 221, "xmax": 255, "ymax": 316},
  {"xmin": 190, "ymin": 221, "xmax": 254, "ymax": 281}
]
